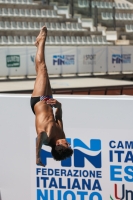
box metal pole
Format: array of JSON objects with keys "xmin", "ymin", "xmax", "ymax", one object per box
[
  {"xmin": 95, "ymin": 5, "xmax": 98, "ymax": 29},
  {"xmin": 42, "ymin": 0, "xmax": 48, "ymax": 4},
  {"xmin": 89, "ymin": 0, "xmax": 92, "ymax": 18},
  {"xmin": 113, "ymin": 5, "xmax": 116, "ymax": 30},
  {"xmin": 71, "ymin": 0, "xmax": 74, "ymax": 18},
  {"xmin": 66, "ymin": 0, "xmax": 69, "ymax": 5}
]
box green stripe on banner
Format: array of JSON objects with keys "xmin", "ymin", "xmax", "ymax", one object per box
[{"xmin": 110, "ymin": 195, "xmax": 114, "ymax": 200}]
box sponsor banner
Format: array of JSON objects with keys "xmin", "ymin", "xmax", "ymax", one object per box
[
  {"xmin": 60, "ymin": 47, "xmax": 77, "ymax": 74},
  {"xmin": 27, "ymin": 46, "xmax": 36, "ymax": 76},
  {"xmin": 0, "ymin": 47, "xmax": 9, "ymax": 76},
  {"xmin": 109, "ymin": 136, "xmax": 133, "ymax": 200},
  {"xmin": 93, "ymin": 46, "xmax": 107, "ymax": 73},
  {"xmin": 46, "ymin": 46, "xmax": 61, "ymax": 75},
  {"xmin": 122, "ymin": 46, "xmax": 133, "ymax": 72},
  {"xmin": 108, "ymin": 46, "xmax": 122, "ymax": 72},
  {"xmin": 30, "ymin": 127, "xmax": 133, "ymax": 200},
  {"xmin": 7, "ymin": 47, "xmax": 27, "ymax": 76},
  {"xmin": 6, "ymin": 55, "xmax": 20, "ymax": 68},
  {"xmin": 77, "ymin": 47, "xmax": 93, "ymax": 73},
  {"xmin": 1, "ymin": 46, "xmax": 133, "ymax": 77},
  {"xmin": 27, "ymin": 46, "xmax": 62, "ymax": 76},
  {"xmin": 30, "ymin": 128, "xmax": 103, "ymax": 200},
  {"xmin": 0, "ymin": 95, "xmax": 133, "ymax": 200}
]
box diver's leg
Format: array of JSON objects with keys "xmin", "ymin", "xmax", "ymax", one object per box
[{"xmin": 32, "ymin": 26, "xmax": 49, "ymax": 97}]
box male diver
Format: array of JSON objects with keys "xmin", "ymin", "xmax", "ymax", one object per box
[{"xmin": 30, "ymin": 26, "xmax": 73, "ymax": 167}]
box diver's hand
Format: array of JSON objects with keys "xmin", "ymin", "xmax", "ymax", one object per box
[
  {"xmin": 36, "ymin": 158, "xmax": 46, "ymax": 167},
  {"xmin": 47, "ymin": 98, "xmax": 61, "ymax": 108}
]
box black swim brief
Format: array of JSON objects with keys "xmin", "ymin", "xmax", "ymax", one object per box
[{"xmin": 30, "ymin": 95, "xmax": 53, "ymax": 114}]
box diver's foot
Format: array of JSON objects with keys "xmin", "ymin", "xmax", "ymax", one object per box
[{"xmin": 35, "ymin": 26, "xmax": 47, "ymax": 46}]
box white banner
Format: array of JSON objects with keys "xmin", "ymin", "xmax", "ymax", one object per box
[
  {"xmin": 27, "ymin": 46, "xmax": 36, "ymax": 76},
  {"xmin": 30, "ymin": 129, "xmax": 133, "ymax": 200},
  {"xmin": 0, "ymin": 95, "xmax": 133, "ymax": 200},
  {"xmin": 108, "ymin": 46, "xmax": 122, "ymax": 73},
  {"xmin": 29, "ymin": 96, "xmax": 133, "ymax": 200},
  {"xmin": 46, "ymin": 46, "xmax": 61, "ymax": 75},
  {"xmin": 121, "ymin": 46, "xmax": 133, "ymax": 73},
  {"xmin": 77, "ymin": 47, "xmax": 93, "ymax": 73},
  {"xmin": 0, "ymin": 46, "xmax": 133, "ymax": 77},
  {"xmin": 93, "ymin": 46, "xmax": 107, "ymax": 73},
  {"xmin": 7, "ymin": 46, "xmax": 27, "ymax": 76},
  {"xmin": 60, "ymin": 47, "xmax": 77, "ymax": 74},
  {"xmin": 0, "ymin": 47, "xmax": 9, "ymax": 77}
]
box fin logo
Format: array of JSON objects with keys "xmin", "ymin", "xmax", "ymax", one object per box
[
  {"xmin": 112, "ymin": 54, "xmax": 131, "ymax": 64},
  {"xmin": 40, "ymin": 139, "xmax": 101, "ymax": 168},
  {"xmin": 53, "ymin": 55, "xmax": 75, "ymax": 65}
]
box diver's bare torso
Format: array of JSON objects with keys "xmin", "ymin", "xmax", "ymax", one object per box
[{"xmin": 34, "ymin": 101, "xmax": 64, "ymax": 146}]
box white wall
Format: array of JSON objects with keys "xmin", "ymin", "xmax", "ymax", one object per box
[{"xmin": 0, "ymin": 95, "xmax": 133, "ymax": 200}]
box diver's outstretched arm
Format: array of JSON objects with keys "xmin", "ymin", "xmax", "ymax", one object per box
[{"xmin": 36, "ymin": 132, "xmax": 48, "ymax": 167}]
